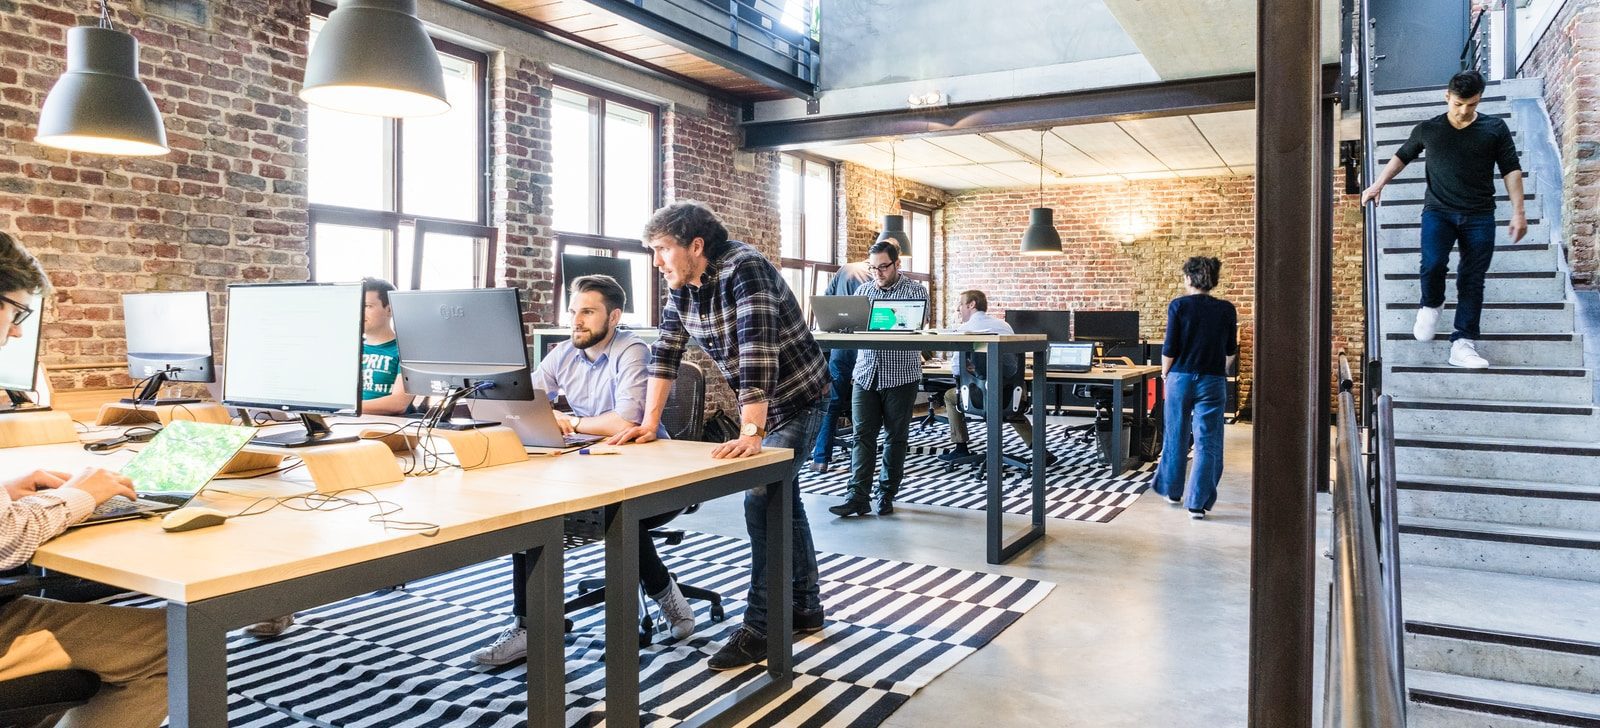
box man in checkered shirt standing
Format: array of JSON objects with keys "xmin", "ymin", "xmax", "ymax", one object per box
[{"xmin": 828, "ymin": 240, "xmax": 928, "ymax": 518}]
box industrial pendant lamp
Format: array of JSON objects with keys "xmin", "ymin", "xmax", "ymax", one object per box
[
  {"xmin": 1020, "ymin": 129, "xmax": 1063, "ymax": 255},
  {"xmin": 34, "ymin": 0, "xmax": 168, "ymax": 156},
  {"xmin": 874, "ymin": 142, "xmax": 912, "ymax": 258},
  {"xmin": 301, "ymin": 0, "xmax": 451, "ymax": 118}
]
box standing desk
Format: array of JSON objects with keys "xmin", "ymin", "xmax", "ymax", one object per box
[
  {"xmin": 814, "ymin": 332, "xmax": 1049, "ymax": 565},
  {"xmin": 13, "ymin": 437, "xmax": 794, "ymax": 728}
]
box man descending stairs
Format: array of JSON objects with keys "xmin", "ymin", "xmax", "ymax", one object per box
[{"xmin": 1370, "ymin": 78, "xmax": 1600, "ymax": 727}]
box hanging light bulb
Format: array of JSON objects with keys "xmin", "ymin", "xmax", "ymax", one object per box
[
  {"xmin": 1020, "ymin": 129, "xmax": 1062, "ymax": 255},
  {"xmin": 34, "ymin": 0, "xmax": 168, "ymax": 156},
  {"xmin": 874, "ymin": 142, "xmax": 912, "ymax": 257},
  {"xmin": 301, "ymin": 0, "xmax": 451, "ymax": 118}
]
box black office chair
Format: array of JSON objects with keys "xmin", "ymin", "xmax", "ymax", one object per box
[
  {"xmin": 0, "ymin": 572, "xmax": 103, "ymax": 726},
  {"xmin": 563, "ymin": 362, "xmax": 725, "ymax": 644},
  {"xmin": 1062, "ymin": 354, "xmax": 1140, "ymax": 467},
  {"xmin": 940, "ymin": 351, "xmax": 1035, "ymax": 478},
  {"xmin": 918, "ymin": 369, "xmax": 957, "ymax": 431}
]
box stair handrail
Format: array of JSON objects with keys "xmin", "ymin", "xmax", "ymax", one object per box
[
  {"xmin": 1323, "ymin": 355, "xmax": 1407, "ymax": 727},
  {"xmin": 1462, "ymin": 6, "xmax": 1490, "ymax": 73},
  {"xmin": 1375, "ymin": 393, "xmax": 1405, "ymax": 707},
  {"xmin": 1356, "ymin": 0, "xmax": 1382, "ymax": 425}
]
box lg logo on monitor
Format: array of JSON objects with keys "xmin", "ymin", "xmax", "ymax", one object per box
[{"xmin": 437, "ymin": 304, "xmax": 466, "ymax": 320}]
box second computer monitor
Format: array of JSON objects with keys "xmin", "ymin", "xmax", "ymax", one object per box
[
  {"xmin": 124, "ymin": 291, "xmax": 214, "ymax": 384},
  {"xmin": 1006, "ymin": 309, "xmax": 1071, "ymax": 342},
  {"xmin": 388, "ymin": 287, "xmax": 534, "ymax": 401},
  {"xmin": 0, "ymin": 292, "xmax": 43, "ymax": 404},
  {"xmin": 223, "ymin": 283, "xmax": 364, "ymax": 447},
  {"xmin": 1074, "ymin": 310, "xmax": 1141, "ymax": 345}
]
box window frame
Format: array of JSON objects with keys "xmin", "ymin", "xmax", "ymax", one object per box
[
  {"xmin": 778, "ymin": 152, "xmax": 837, "ymax": 318},
  {"xmin": 306, "ymin": 4, "xmax": 496, "ymax": 289},
  {"xmin": 554, "ymin": 231, "xmax": 661, "ymax": 327},
  {"xmin": 898, "ymin": 199, "xmax": 934, "ymax": 280}
]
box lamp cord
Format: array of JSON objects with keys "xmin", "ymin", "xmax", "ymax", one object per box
[
  {"xmin": 1038, "ymin": 130, "xmax": 1046, "ymax": 205},
  {"xmin": 98, "ymin": 0, "xmax": 113, "ymax": 29}
]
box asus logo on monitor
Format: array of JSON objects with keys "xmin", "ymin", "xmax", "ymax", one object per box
[{"xmin": 437, "ymin": 304, "xmax": 466, "ymax": 320}]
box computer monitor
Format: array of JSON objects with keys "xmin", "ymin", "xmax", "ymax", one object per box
[
  {"xmin": 223, "ymin": 283, "xmax": 364, "ymax": 448},
  {"xmin": 388, "ymin": 287, "xmax": 533, "ymax": 430},
  {"xmin": 1074, "ymin": 310, "xmax": 1141, "ymax": 346},
  {"xmin": 867, "ymin": 299, "xmax": 926, "ymax": 332},
  {"xmin": 0, "ymin": 292, "xmax": 44, "ymax": 410},
  {"xmin": 561, "ymin": 253, "xmax": 635, "ymax": 314},
  {"xmin": 1005, "ymin": 309, "xmax": 1071, "ymax": 342},
  {"xmin": 122, "ymin": 291, "xmax": 214, "ymax": 405}
]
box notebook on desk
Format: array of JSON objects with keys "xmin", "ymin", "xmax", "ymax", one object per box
[
  {"xmin": 866, "ymin": 299, "xmax": 927, "ymax": 334},
  {"xmin": 810, "ymin": 295, "xmax": 872, "ymax": 333},
  {"xmin": 466, "ymin": 393, "xmax": 603, "ymax": 453},
  {"xmin": 1047, "ymin": 342, "xmax": 1096, "ymax": 373},
  {"xmin": 75, "ymin": 420, "xmax": 257, "ymax": 526}
]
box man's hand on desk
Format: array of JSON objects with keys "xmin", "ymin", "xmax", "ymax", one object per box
[
  {"xmin": 607, "ymin": 422, "xmax": 660, "ymax": 445},
  {"xmin": 61, "ymin": 468, "xmax": 136, "ymax": 505},
  {"xmin": 552, "ymin": 411, "xmax": 577, "ymax": 436},
  {"xmin": 3, "ymin": 469, "xmax": 71, "ymax": 500},
  {"xmin": 711, "ymin": 435, "xmax": 762, "ymax": 459}
]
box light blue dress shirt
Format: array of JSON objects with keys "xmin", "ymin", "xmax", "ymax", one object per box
[
  {"xmin": 532, "ymin": 329, "xmax": 668, "ymax": 438},
  {"xmin": 949, "ymin": 311, "xmax": 1014, "ymax": 374}
]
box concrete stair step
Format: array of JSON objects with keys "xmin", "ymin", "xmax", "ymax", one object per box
[
  {"xmin": 1381, "ymin": 332, "xmax": 1584, "ymax": 367},
  {"xmin": 1377, "ymin": 199, "xmax": 1536, "ymax": 226},
  {"xmin": 1374, "ymin": 82, "xmax": 1526, "ymax": 107},
  {"xmin": 1376, "ymin": 129, "xmax": 1521, "ymax": 153},
  {"xmin": 1407, "ymin": 670, "xmax": 1600, "ymax": 727},
  {"xmin": 1378, "ymin": 221, "xmax": 1548, "ymax": 246},
  {"xmin": 1389, "ymin": 396, "xmax": 1600, "ymax": 443},
  {"xmin": 1381, "ymin": 302, "xmax": 1575, "ymax": 334},
  {"xmin": 1384, "ymin": 364, "xmax": 1593, "ymax": 404},
  {"xmin": 1395, "ymin": 433, "xmax": 1600, "ymax": 487},
  {"xmin": 1380, "ymin": 271, "xmax": 1565, "ymax": 303},
  {"xmin": 1399, "ymin": 475, "xmax": 1600, "ymax": 530},
  {"xmin": 1399, "ymin": 516, "xmax": 1600, "ymax": 583},
  {"xmin": 1377, "ymin": 106, "xmax": 1513, "ymax": 127},
  {"xmin": 1380, "ymin": 170, "xmax": 1540, "ymax": 195},
  {"xmin": 1379, "ymin": 242, "xmax": 1557, "ymax": 274}
]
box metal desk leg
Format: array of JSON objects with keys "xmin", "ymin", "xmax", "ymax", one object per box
[
  {"xmin": 1030, "ymin": 349, "xmax": 1047, "ymax": 526},
  {"xmin": 524, "ymin": 519, "xmax": 566, "ymax": 728},
  {"xmin": 605, "ymin": 502, "xmax": 643, "ymax": 727},
  {"xmin": 986, "ymin": 345, "xmax": 1046, "ymax": 564},
  {"xmin": 765, "ymin": 475, "xmax": 794, "ymax": 680},
  {"xmin": 1134, "ymin": 376, "xmax": 1148, "ymax": 463},
  {"xmin": 167, "ymin": 602, "xmax": 229, "ymax": 727},
  {"xmin": 1111, "ymin": 382, "xmax": 1126, "ymax": 477}
]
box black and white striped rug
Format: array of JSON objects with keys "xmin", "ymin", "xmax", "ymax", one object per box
[
  {"xmin": 138, "ymin": 532, "xmax": 1052, "ymax": 727},
  {"xmin": 803, "ymin": 421, "xmax": 1156, "ymax": 523}
]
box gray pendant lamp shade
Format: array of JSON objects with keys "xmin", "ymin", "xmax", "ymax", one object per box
[
  {"xmin": 301, "ymin": 0, "xmax": 450, "ymax": 118},
  {"xmin": 1020, "ymin": 207, "xmax": 1063, "ymax": 255},
  {"xmin": 35, "ymin": 27, "xmax": 168, "ymax": 156},
  {"xmin": 874, "ymin": 214, "xmax": 912, "ymax": 258}
]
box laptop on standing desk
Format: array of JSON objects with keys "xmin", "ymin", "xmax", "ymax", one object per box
[
  {"xmin": 75, "ymin": 420, "xmax": 258, "ymax": 526},
  {"xmin": 867, "ymin": 299, "xmax": 927, "ymax": 334},
  {"xmin": 810, "ymin": 295, "xmax": 872, "ymax": 333}
]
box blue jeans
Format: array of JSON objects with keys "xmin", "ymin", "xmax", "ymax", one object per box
[
  {"xmin": 744, "ymin": 404, "xmax": 825, "ymax": 637},
  {"xmin": 1419, "ymin": 209, "xmax": 1497, "ymax": 342},
  {"xmin": 1154, "ymin": 372, "xmax": 1226, "ymax": 512},
  {"xmin": 810, "ymin": 350, "xmax": 857, "ymax": 464}
]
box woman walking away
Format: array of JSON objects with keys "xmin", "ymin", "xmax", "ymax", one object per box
[{"xmin": 1154, "ymin": 256, "xmax": 1238, "ymax": 520}]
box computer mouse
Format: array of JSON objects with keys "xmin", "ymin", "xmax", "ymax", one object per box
[{"xmin": 160, "ymin": 507, "xmax": 230, "ymax": 533}]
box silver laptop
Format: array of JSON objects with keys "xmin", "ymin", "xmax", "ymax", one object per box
[
  {"xmin": 77, "ymin": 420, "xmax": 257, "ymax": 526},
  {"xmin": 867, "ymin": 299, "xmax": 927, "ymax": 334},
  {"xmin": 810, "ymin": 295, "xmax": 871, "ymax": 333},
  {"xmin": 466, "ymin": 393, "xmax": 603, "ymax": 451},
  {"xmin": 1047, "ymin": 342, "xmax": 1096, "ymax": 373}
]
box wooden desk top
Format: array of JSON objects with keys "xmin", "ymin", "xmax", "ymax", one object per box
[
  {"xmin": 815, "ymin": 332, "xmax": 1047, "ymax": 345},
  {"xmin": 922, "ymin": 362, "xmax": 1162, "ymax": 383},
  {"xmin": 13, "ymin": 437, "xmax": 790, "ymax": 603}
]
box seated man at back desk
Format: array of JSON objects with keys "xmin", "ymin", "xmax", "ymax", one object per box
[
  {"xmin": 0, "ymin": 231, "xmax": 168, "ymax": 727},
  {"xmin": 470, "ymin": 274, "xmax": 690, "ymax": 666},
  {"xmin": 936, "ymin": 290, "xmax": 1058, "ymax": 466}
]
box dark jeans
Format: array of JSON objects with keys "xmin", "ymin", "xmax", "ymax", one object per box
[
  {"xmin": 810, "ymin": 349, "xmax": 857, "ymax": 464},
  {"xmin": 1419, "ymin": 208, "xmax": 1497, "ymax": 341},
  {"xmin": 848, "ymin": 381, "xmax": 919, "ymax": 502},
  {"xmin": 511, "ymin": 510, "xmax": 678, "ymax": 626},
  {"xmin": 744, "ymin": 404, "xmax": 825, "ymax": 637},
  {"xmin": 1154, "ymin": 372, "xmax": 1226, "ymax": 512}
]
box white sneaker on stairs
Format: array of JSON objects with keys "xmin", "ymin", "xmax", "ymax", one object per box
[
  {"xmin": 1448, "ymin": 339, "xmax": 1490, "ymax": 369},
  {"xmin": 1413, "ymin": 305, "xmax": 1442, "ymax": 341}
]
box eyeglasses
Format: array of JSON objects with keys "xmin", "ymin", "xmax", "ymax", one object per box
[
  {"xmin": 0, "ymin": 295, "xmax": 32, "ymax": 327},
  {"xmin": 866, "ymin": 262, "xmax": 897, "ymax": 273}
]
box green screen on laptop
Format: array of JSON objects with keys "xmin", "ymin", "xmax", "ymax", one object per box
[{"xmin": 119, "ymin": 420, "xmax": 257, "ymax": 494}]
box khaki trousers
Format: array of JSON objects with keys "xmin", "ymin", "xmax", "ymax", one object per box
[{"xmin": 0, "ymin": 596, "xmax": 166, "ymax": 728}]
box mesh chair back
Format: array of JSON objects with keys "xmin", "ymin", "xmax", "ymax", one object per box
[{"xmin": 662, "ymin": 361, "xmax": 706, "ymax": 442}]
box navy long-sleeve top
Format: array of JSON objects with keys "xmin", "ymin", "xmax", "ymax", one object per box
[{"xmin": 1162, "ymin": 294, "xmax": 1238, "ymax": 377}]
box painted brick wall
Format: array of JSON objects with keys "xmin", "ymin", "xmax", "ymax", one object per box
[
  {"xmin": 0, "ymin": 0, "xmax": 313, "ymax": 390},
  {"xmin": 1521, "ymin": 0, "xmax": 1600, "ymax": 286}
]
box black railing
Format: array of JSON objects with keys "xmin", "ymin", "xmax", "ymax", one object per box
[{"xmin": 1462, "ymin": 6, "xmax": 1490, "ymax": 73}]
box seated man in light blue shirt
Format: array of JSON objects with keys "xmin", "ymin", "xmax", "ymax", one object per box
[
  {"xmin": 938, "ymin": 290, "xmax": 1056, "ymax": 465},
  {"xmin": 471, "ymin": 274, "xmax": 688, "ymax": 666}
]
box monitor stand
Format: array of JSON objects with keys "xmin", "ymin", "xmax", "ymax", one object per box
[
  {"xmin": 120, "ymin": 368, "xmax": 200, "ymax": 406},
  {"xmin": 251, "ymin": 412, "xmax": 358, "ymax": 448},
  {"xmin": 0, "ymin": 389, "xmax": 44, "ymax": 412},
  {"xmin": 430, "ymin": 387, "xmax": 497, "ymax": 431}
]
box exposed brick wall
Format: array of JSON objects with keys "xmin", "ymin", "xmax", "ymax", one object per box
[
  {"xmin": 490, "ymin": 53, "xmax": 557, "ymax": 327},
  {"xmin": 0, "ymin": 0, "xmax": 311, "ymax": 390},
  {"xmin": 1521, "ymin": 0, "xmax": 1600, "ymax": 286},
  {"xmin": 838, "ymin": 161, "xmax": 951, "ymax": 264}
]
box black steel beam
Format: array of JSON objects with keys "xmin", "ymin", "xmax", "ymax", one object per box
[
  {"xmin": 1249, "ymin": 0, "xmax": 1322, "ymax": 726},
  {"xmin": 742, "ymin": 65, "xmax": 1342, "ymax": 151},
  {"xmin": 579, "ymin": 0, "xmax": 817, "ymax": 100}
]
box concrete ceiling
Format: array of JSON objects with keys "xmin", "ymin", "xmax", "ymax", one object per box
[
  {"xmin": 808, "ymin": 109, "xmax": 1256, "ymax": 191},
  {"xmin": 1102, "ymin": 0, "xmax": 1342, "ymax": 78}
]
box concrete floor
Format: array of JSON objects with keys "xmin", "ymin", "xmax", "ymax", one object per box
[{"xmin": 680, "ymin": 420, "xmax": 1321, "ymax": 727}]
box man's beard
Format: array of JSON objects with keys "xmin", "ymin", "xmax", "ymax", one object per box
[{"xmin": 572, "ymin": 324, "xmax": 609, "ymax": 350}]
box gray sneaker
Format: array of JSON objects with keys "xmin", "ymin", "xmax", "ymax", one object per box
[
  {"xmin": 650, "ymin": 579, "xmax": 695, "ymax": 640},
  {"xmin": 246, "ymin": 614, "xmax": 294, "ymax": 638},
  {"xmin": 471, "ymin": 625, "xmax": 527, "ymax": 666}
]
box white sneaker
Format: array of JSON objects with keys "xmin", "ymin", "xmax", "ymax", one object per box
[
  {"xmin": 471, "ymin": 625, "xmax": 527, "ymax": 666},
  {"xmin": 1413, "ymin": 306, "xmax": 1442, "ymax": 341},
  {"xmin": 1448, "ymin": 339, "xmax": 1490, "ymax": 369},
  {"xmin": 650, "ymin": 579, "xmax": 696, "ymax": 640}
]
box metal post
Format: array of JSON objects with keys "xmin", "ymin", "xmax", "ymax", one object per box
[
  {"xmin": 1250, "ymin": 0, "xmax": 1322, "ymax": 724},
  {"xmin": 167, "ymin": 604, "xmax": 230, "ymax": 728},
  {"xmin": 1503, "ymin": 0, "xmax": 1518, "ymax": 79},
  {"xmin": 604, "ymin": 503, "xmax": 643, "ymax": 726},
  {"xmin": 984, "ymin": 343, "xmax": 1004, "ymax": 564}
]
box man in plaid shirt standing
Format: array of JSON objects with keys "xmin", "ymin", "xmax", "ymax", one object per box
[
  {"xmin": 828, "ymin": 240, "xmax": 928, "ymax": 518},
  {"xmin": 609, "ymin": 202, "xmax": 830, "ymax": 671}
]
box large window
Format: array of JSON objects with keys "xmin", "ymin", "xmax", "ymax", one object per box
[
  {"xmin": 778, "ymin": 153, "xmax": 836, "ymax": 317},
  {"xmin": 306, "ymin": 13, "xmax": 494, "ymax": 289},
  {"xmin": 551, "ymin": 80, "xmax": 659, "ymax": 326},
  {"xmin": 900, "ymin": 202, "xmax": 933, "ymax": 277}
]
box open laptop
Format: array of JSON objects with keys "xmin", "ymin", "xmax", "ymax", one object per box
[
  {"xmin": 867, "ymin": 299, "xmax": 927, "ymax": 334},
  {"xmin": 466, "ymin": 393, "xmax": 604, "ymax": 452},
  {"xmin": 76, "ymin": 420, "xmax": 258, "ymax": 526},
  {"xmin": 810, "ymin": 295, "xmax": 871, "ymax": 333},
  {"xmin": 1047, "ymin": 342, "xmax": 1096, "ymax": 373}
]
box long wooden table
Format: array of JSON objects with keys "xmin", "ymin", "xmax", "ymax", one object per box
[
  {"xmin": 10, "ymin": 432, "xmax": 795, "ymax": 728},
  {"xmin": 815, "ymin": 332, "xmax": 1049, "ymax": 564}
]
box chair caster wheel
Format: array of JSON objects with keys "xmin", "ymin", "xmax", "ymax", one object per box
[{"xmin": 710, "ymin": 605, "xmax": 726, "ymax": 622}]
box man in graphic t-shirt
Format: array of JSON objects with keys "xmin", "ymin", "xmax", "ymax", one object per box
[{"xmin": 358, "ymin": 277, "xmax": 411, "ymax": 415}]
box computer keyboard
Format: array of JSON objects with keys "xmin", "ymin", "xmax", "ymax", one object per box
[{"xmin": 91, "ymin": 494, "xmax": 181, "ymax": 517}]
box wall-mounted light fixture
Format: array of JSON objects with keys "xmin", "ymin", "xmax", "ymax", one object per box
[
  {"xmin": 906, "ymin": 91, "xmax": 947, "ymax": 108},
  {"xmin": 35, "ymin": 0, "xmax": 168, "ymax": 156}
]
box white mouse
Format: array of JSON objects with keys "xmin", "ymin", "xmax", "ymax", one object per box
[{"xmin": 161, "ymin": 507, "xmax": 230, "ymax": 533}]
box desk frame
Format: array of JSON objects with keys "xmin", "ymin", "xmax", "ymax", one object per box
[
  {"xmin": 817, "ymin": 334, "xmax": 1048, "ymax": 565},
  {"xmin": 1038, "ymin": 367, "xmax": 1164, "ymax": 478}
]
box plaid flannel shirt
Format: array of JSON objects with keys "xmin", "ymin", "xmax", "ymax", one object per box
[
  {"xmin": 648, "ymin": 241, "xmax": 829, "ymax": 430},
  {"xmin": 851, "ymin": 276, "xmax": 930, "ymax": 390}
]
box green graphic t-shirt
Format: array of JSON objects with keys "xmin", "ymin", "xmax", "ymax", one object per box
[{"xmin": 362, "ymin": 338, "xmax": 400, "ymax": 400}]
